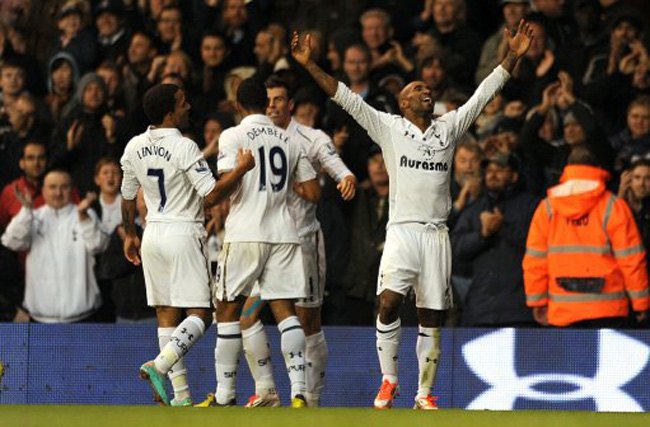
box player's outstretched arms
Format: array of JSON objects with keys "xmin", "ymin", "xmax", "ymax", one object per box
[
  {"xmin": 291, "ymin": 31, "xmax": 338, "ymax": 97},
  {"xmin": 294, "ymin": 178, "xmax": 321, "ymax": 204},
  {"xmin": 500, "ymin": 19, "xmax": 535, "ymax": 74},
  {"xmin": 205, "ymin": 147, "xmax": 255, "ymax": 207}
]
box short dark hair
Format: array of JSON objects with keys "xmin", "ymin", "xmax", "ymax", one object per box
[
  {"xmin": 22, "ymin": 140, "xmax": 47, "ymax": 158},
  {"xmin": 567, "ymin": 145, "xmax": 599, "ymax": 166},
  {"xmin": 143, "ymin": 84, "xmax": 180, "ymax": 125},
  {"xmin": 94, "ymin": 157, "xmax": 121, "ymax": 177},
  {"xmin": 265, "ymin": 74, "xmax": 294, "ymax": 100},
  {"xmin": 630, "ymin": 158, "xmax": 650, "ymax": 171},
  {"xmin": 236, "ymin": 78, "xmax": 268, "ymax": 111}
]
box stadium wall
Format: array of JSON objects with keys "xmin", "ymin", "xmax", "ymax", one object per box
[{"xmin": 1, "ymin": 325, "xmax": 649, "ymax": 411}]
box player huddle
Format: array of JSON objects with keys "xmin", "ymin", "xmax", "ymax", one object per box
[{"xmin": 122, "ymin": 23, "xmax": 534, "ymax": 410}]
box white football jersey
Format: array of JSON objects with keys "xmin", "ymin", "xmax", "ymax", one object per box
[
  {"xmin": 285, "ymin": 118, "xmax": 352, "ymax": 237},
  {"xmin": 332, "ymin": 66, "xmax": 510, "ymax": 227},
  {"xmin": 121, "ymin": 127, "xmax": 216, "ymax": 224},
  {"xmin": 217, "ymin": 114, "xmax": 316, "ymax": 243}
]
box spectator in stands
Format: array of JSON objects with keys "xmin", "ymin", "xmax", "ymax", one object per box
[
  {"xmin": 51, "ymin": 72, "xmax": 126, "ymax": 195},
  {"xmin": 524, "ymin": 147, "xmax": 650, "ymax": 328},
  {"xmin": 52, "ymin": 2, "xmax": 98, "ymax": 73},
  {"xmin": 90, "ymin": 158, "xmax": 154, "ymax": 323},
  {"xmin": 520, "ymin": 73, "xmax": 614, "ymax": 193},
  {"xmin": 0, "ymin": 93, "xmax": 50, "ymax": 189},
  {"xmin": 201, "ymin": 111, "xmax": 234, "ymax": 161},
  {"xmin": 450, "ymin": 141, "xmax": 483, "ymax": 226},
  {"xmin": 360, "ymin": 9, "xmax": 393, "ymax": 69},
  {"xmin": 94, "ymin": 0, "xmax": 130, "ymax": 65},
  {"xmin": 475, "ymin": 0, "xmax": 531, "ymax": 85},
  {"xmin": 341, "ymin": 146, "xmax": 389, "ymax": 325},
  {"xmin": 46, "ymin": 52, "xmax": 80, "ymax": 124},
  {"xmin": 0, "ymin": 142, "xmax": 48, "ymax": 323},
  {"xmin": 611, "ymin": 95, "xmax": 650, "ymax": 171},
  {"xmin": 327, "ymin": 29, "xmax": 363, "ymax": 75},
  {"xmin": 452, "ymin": 152, "xmax": 538, "ymax": 327},
  {"xmin": 122, "ymin": 30, "xmax": 157, "ymax": 115},
  {"xmin": 501, "ymin": 13, "xmax": 557, "ymax": 106},
  {"xmin": 195, "ymin": 31, "xmax": 231, "ymax": 112},
  {"xmin": 531, "ymin": 0, "xmax": 577, "ymax": 47},
  {"xmin": 155, "ymin": 5, "xmax": 185, "ymax": 54},
  {"xmin": 427, "ymin": 0, "xmax": 483, "ymax": 89},
  {"xmin": 0, "ymin": 141, "xmax": 47, "ymax": 230},
  {"xmin": 324, "ymin": 44, "xmax": 398, "ymax": 181},
  {"xmin": 554, "ymin": 0, "xmax": 608, "ymax": 94},
  {"xmin": 213, "ymin": 0, "xmax": 261, "ymax": 66},
  {"xmin": 0, "ymin": 58, "xmax": 26, "ymax": 111},
  {"xmin": 96, "ymin": 62, "xmax": 126, "ymax": 117},
  {"xmin": 1, "ymin": 170, "xmax": 108, "ymax": 323},
  {"xmin": 418, "ymin": 52, "xmax": 468, "ymax": 115},
  {"xmin": 582, "ymin": 13, "xmax": 646, "ymax": 132},
  {"xmin": 619, "ymin": 159, "xmax": 650, "ymax": 260}
]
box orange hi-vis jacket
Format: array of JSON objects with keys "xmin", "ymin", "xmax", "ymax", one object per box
[{"xmin": 523, "ymin": 165, "xmax": 650, "ymax": 326}]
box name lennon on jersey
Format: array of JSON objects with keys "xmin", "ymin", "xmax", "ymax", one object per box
[
  {"xmin": 136, "ymin": 145, "xmax": 172, "ymax": 161},
  {"xmin": 399, "ymin": 156, "xmax": 449, "ymax": 172},
  {"xmin": 247, "ymin": 126, "xmax": 289, "ymax": 143}
]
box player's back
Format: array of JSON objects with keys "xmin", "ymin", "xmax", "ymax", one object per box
[
  {"xmin": 218, "ymin": 114, "xmax": 311, "ymax": 244},
  {"xmin": 121, "ymin": 127, "xmax": 211, "ymax": 224}
]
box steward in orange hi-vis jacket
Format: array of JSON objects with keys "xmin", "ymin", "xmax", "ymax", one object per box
[{"xmin": 523, "ymin": 164, "xmax": 650, "ymax": 327}]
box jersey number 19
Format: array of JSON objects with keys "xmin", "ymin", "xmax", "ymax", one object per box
[{"xmin": 258, "ymin": 146, "xmax": 287, "ymax": 192}]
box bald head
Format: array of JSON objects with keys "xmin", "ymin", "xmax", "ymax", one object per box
[{"xmin": 398, "ymin": 81, "xmax": 433, "ymax": 116}]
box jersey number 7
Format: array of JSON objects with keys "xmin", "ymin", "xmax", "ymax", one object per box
[{"xmin": 147, "ymin": 168, "xmax": 167, "ymax": 212}]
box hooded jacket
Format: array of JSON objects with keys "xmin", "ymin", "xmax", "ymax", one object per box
[{"xmin": 523, "ymin": 165, "xmax": 649, "ymax": 326}]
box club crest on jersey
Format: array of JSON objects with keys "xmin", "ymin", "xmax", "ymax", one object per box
[{"xmin": 418, "ymin": 144, "xmax": 437, "ymax": 161}]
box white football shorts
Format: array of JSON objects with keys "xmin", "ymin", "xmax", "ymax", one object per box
[
  {"xmin": 141, "ymin": 222, "xmax": 213, "ymax": 308},
  {"xmin": 215, "ymin": 242, "xmax": 306, "ymax": 302},
  {"xmin": 377, "ymin": 223, "xmax": 453, "ymax": 310}
]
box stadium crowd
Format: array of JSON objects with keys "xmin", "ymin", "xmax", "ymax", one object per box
[{"xmin": 0, "ymin": 0, "xmax": 649, "ymax": 328}]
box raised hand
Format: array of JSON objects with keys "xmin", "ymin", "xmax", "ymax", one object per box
[
  {"xmin": 291, "ymin": 31, "xmax": 311, "ymax": 66},
  {"xmin": 77, "ymin": 191, "xmax": 98, "ymax": 221},
  {"xmin": 506, "ymin": 19, "xmax": 535, "ymax": 59},
  {"xmin": 13, "ymin": 182, "xmax": 33, "ymax": 208}
]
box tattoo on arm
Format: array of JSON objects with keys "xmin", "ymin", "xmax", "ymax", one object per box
[
  {"xmin": 305, "ymin": 61, "xmax": 338, "ymax": 98},
  {"xmin": 500, "ymin": 51, "xmax": 519, "ymax": 74},
  {"xmin": 121, "ymin": 198, "xmax": 138, "ymax": 237}
]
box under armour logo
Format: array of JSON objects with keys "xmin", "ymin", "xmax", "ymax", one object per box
[
  {"xmin": 195, "ymin": 160, "xmax": 209, "ymax": 173},
  {"xmin": 463, "ymin": 329, "xmax": 649, "ymax": 411},
  {"xmin": 180, "ymin": 328, "xmax": 194, "ymax": 341},
  {"xmin": 425, "ymin": 357, "xmax": 438, "ymax": 364},
  {"xmin": 289, "ymin": 351, "xmax": 303, "ymax": 359},
  {"xmin": 404, "ymin": 130, "xmax": 416, "ymax": 139}
]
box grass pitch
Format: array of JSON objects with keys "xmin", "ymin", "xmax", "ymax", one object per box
[{"xmin": 2, "ymin": 406, "xmax": 650, "ymax": 427}]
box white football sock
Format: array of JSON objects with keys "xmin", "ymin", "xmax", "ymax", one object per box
[
  {"xmin": 215, "ymin": 321, "xmax": 242, "ymax": 404},
  {"xmin": 416, "ymin": 326, "xmax": 441, "ymax": 398},
  {"xmin": 154, "ymin": 315, "xmax": 205, "ymax": 374},
  {"xmin": 376, "ymin": 317, "xmax": 401, "ymax": 384},
  {"xmin": 242, "ymin": 320, "xmax": 276, "ymax": 397},
  {"xmin": 278, "ymin": 316, "xmax": 306, "ymax": 398},
  {"xmin": 305, "ymin": 331, "xmax": 328, "ymax": 407},
  {"xmin": 158, "ymin": 327, "xmax": 190, "ymax": 402}
]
